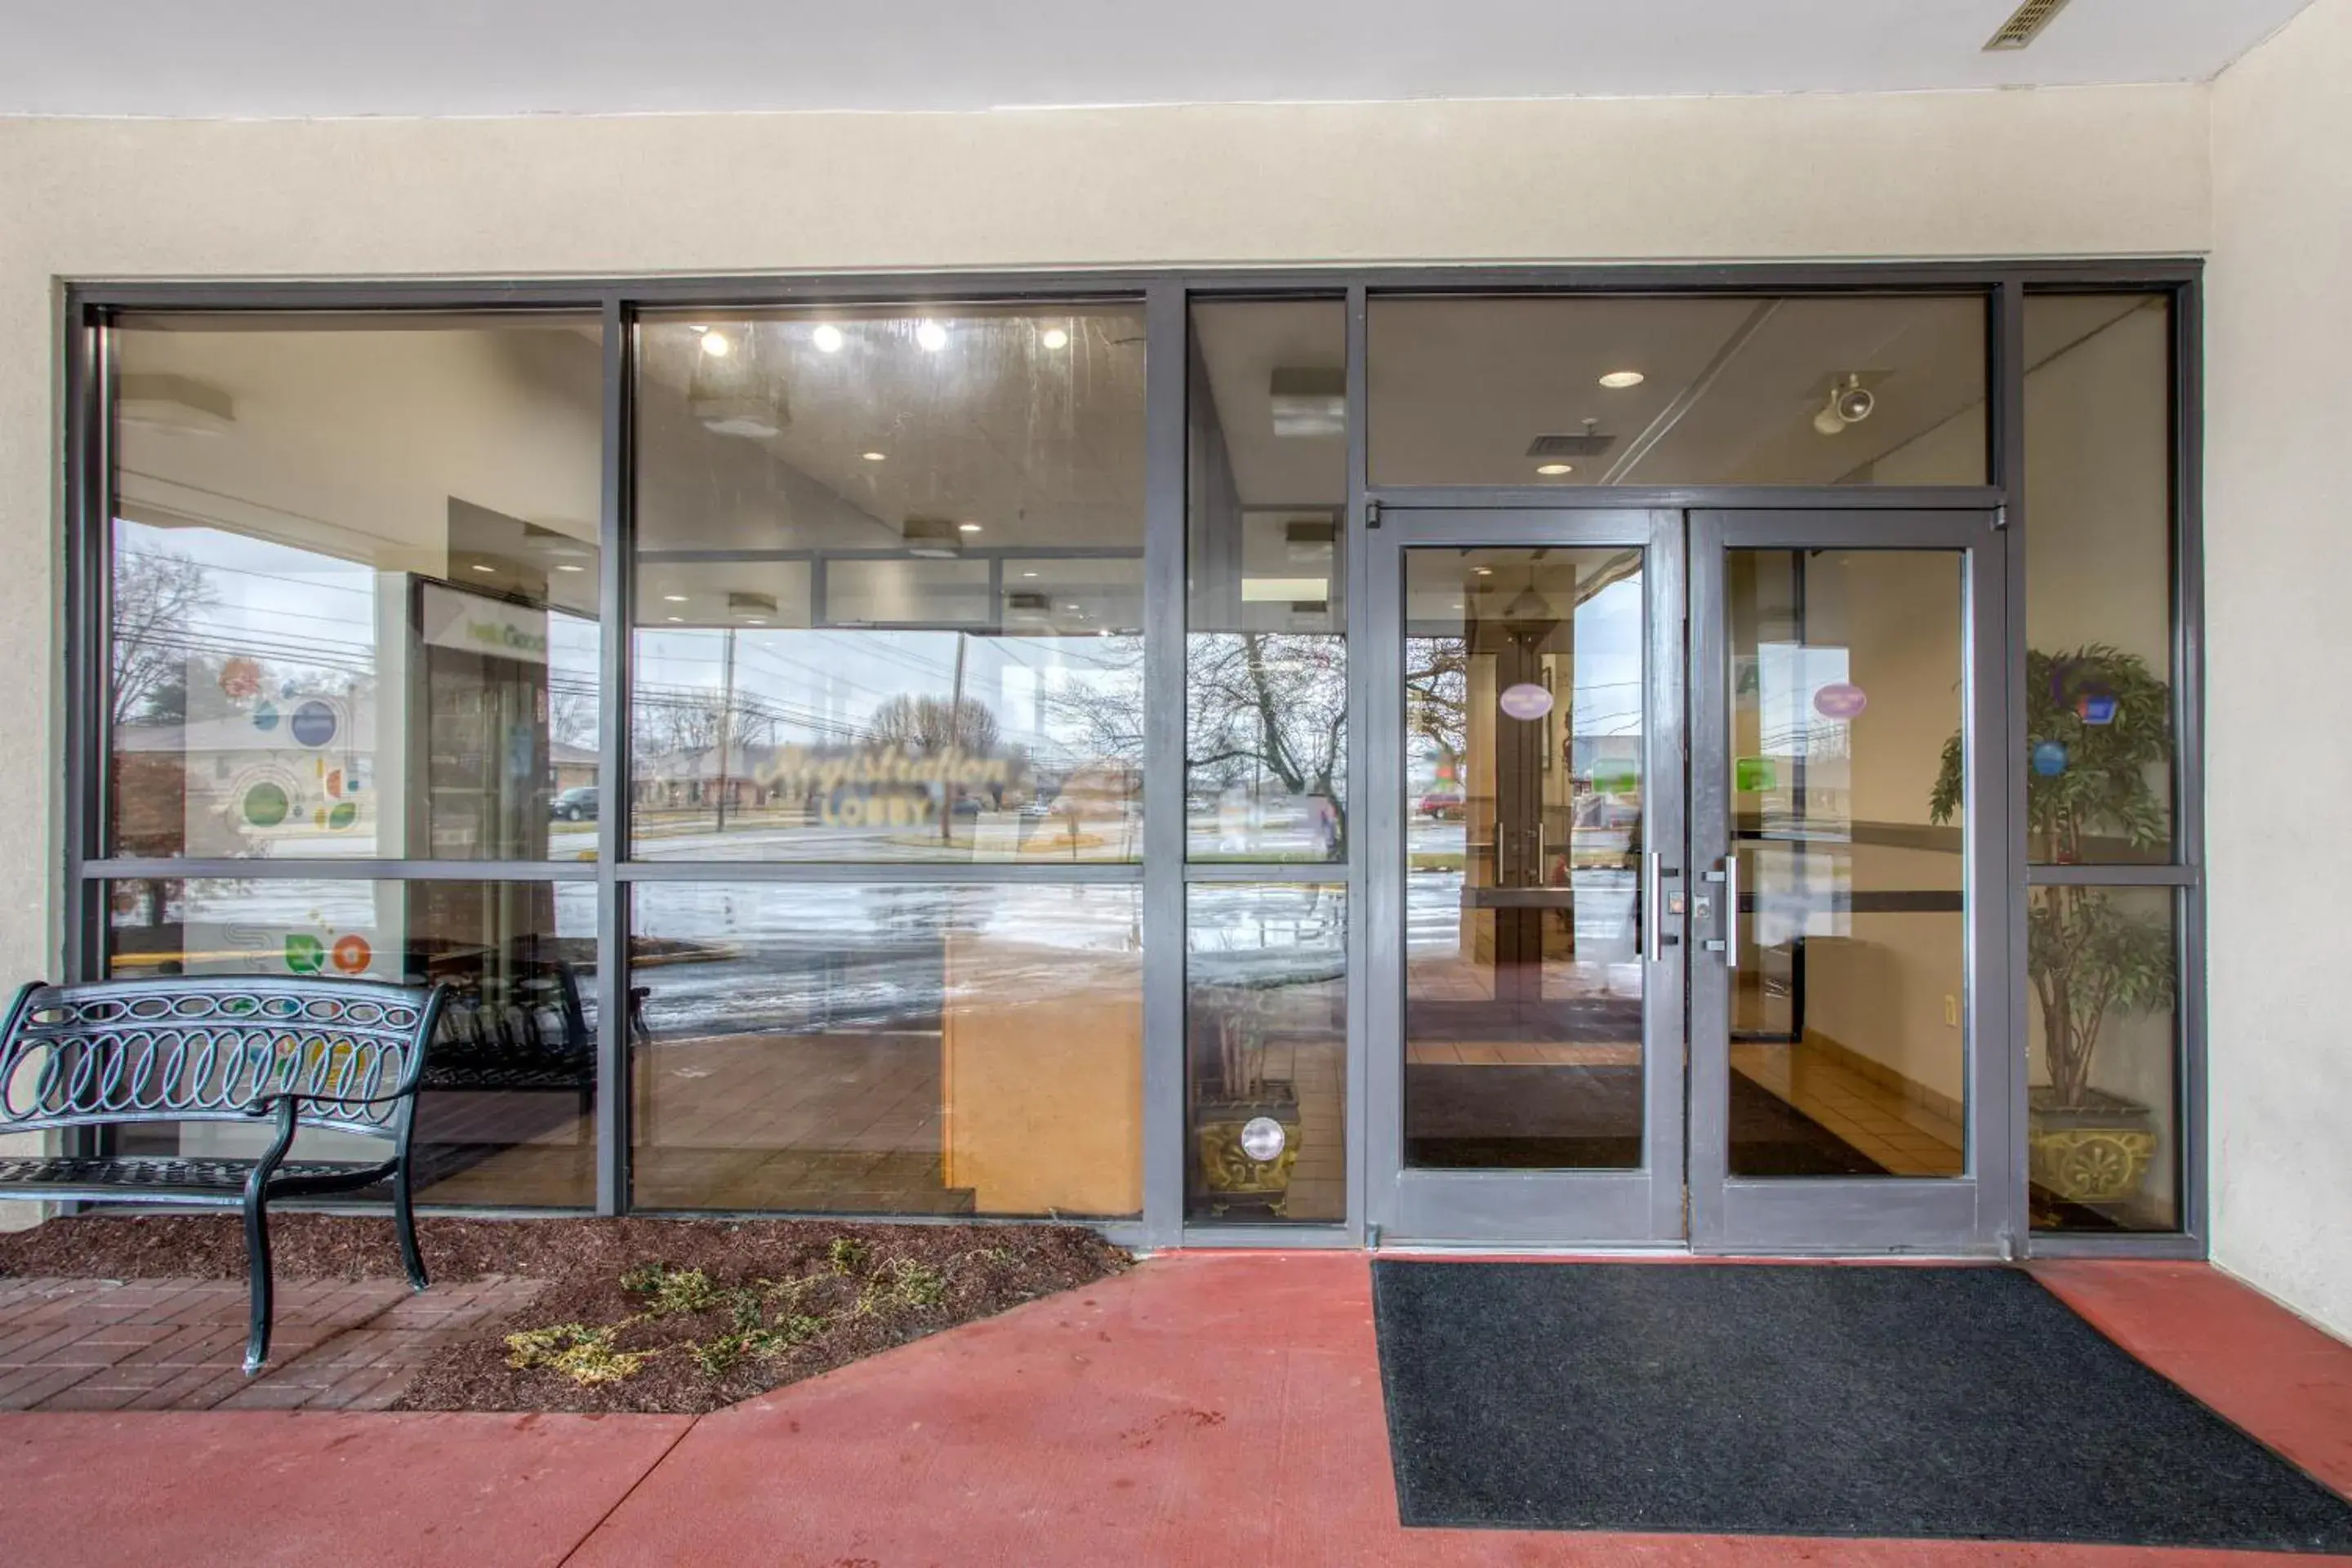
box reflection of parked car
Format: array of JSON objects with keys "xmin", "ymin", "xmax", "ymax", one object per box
[
  {"xmin": 550, "ymin": 786, "xmax": 599, "ymax": 822},
  {"xmin": 1416, "ymin": 790, "xmax": 1466, "ymax": 821}
]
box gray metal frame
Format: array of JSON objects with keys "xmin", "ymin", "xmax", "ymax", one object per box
[
  {"xmin": 1687, "ymin": 508, "xmax": 2011, "ymax": 1255},
  {"xmin": 54, "ymin": 261, "xmax": 2206, "ymax": 1258},
  {"xmin": 1361, "ymin": 508, "xmax": 1686, "ymax": 1245}
]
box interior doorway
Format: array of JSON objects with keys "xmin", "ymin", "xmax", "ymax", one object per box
[{"xmin": 1361, "ymin": 506, "xmax": 2011, "ymax": 1253}]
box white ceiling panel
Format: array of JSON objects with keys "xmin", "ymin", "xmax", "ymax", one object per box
[{"xmin": 0, "ymin": 0, "xmax": 2317, "ymax": 118}]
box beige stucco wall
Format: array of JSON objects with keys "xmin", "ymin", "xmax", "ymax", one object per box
[
  {"xmin": 2207, "ymin": 0, "xmax": 2352, "ymax": 1337},
  {"xmin": 0, "ymin": 83, "xmax": 2213, "ymax": 1216}
]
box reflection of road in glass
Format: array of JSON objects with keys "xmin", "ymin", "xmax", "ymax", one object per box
[{"xmin": 1406, "ymin": 869, "xmax": 1637, "ymax": 958}]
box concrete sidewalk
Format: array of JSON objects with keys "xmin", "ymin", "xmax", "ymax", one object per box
[{"xmin": 1, "ymin": 1254, "xmax": 2347, "ymax": 1566}]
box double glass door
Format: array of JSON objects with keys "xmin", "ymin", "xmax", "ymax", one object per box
[{"xmin": 1363, "ymin": 508, "xmax": 2010, "ymax": 1253}]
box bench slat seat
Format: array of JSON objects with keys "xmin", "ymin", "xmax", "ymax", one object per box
[{"xmin": 0, "ymin": 1154, "xmax": 394, "ymax": 1201}]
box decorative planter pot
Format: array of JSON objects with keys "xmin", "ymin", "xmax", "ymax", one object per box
[
  {"xmin": 1193, "ymin": 1080, "xmax": 1302, "ymax": 1218},
  {"xmin": 2029, "ymin": 1086, "xmax": 2158, "ymax": 1205}
]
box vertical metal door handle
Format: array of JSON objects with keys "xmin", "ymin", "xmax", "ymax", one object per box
[
  {"xmin": 1644, "ymin": 850, "xmax": 1661, "ymax": 961},
  {"xmin": 1722, "ymin": 851, "xmax": 1740, "ymax": 969}
]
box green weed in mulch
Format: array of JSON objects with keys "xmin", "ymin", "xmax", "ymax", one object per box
[
  {"xmin": 390, "ymin": 1219, "xmax": 1129, "ymax": 1414},
  {"xmin": 0, "ymin": 1214, "xmax": 1130, "ymax": 1414}
]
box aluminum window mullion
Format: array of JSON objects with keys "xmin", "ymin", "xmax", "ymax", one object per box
[
  {"xmin": 594, "ymin": 294, "xmax": 632, "ymax": 1218},
  {"xmin": 1343, "ymin": 283, "xmax": 1370, "ymax": 1244},
  {"xmin": 1139, "ymin": 282, "xmax": 1188, "ymax": 1248},
  {"xmin": 1995, "ymin": 278, "xmax": 2031, "ymax": 1255},
  {"xmin": 78, "ymin": 859, "xmax": 599, "ymax": 882}
]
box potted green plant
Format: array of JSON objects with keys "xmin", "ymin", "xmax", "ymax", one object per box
[{"xmin": 1931, "ymin": 645, "xmax": 2177, "ymax": 1211}]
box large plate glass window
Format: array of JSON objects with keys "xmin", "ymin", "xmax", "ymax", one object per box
[
  {"xmin": 630, "ymin": 305, "xmax": 1147, "ymax": 862},
  {"xmin": 629, "ymin": 881, "xmax": 1142, "ymax": 1218},
  {"xmin": 1187, "ymin": 299, "xmax": 1348, "ymax": 862},
  {"xmin": 107, "ymin": 314, "xmax": 605, "ymax": 861},
  {"xmin": 102, "ymin": 877, "xmax": 598, "ymax": 1208}
]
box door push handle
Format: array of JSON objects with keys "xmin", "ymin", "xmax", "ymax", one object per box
[
  {"xmin": 1702, "ymin": 856, "xmax": 1740, "ymax": 967},
  {"xmin": 1643, "ymin": 852, "xmax": 1681, "ymax": 960}
]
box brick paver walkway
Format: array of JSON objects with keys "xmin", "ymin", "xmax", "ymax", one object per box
[{"xmin": 0, "ymin": 1275, "xmax": 543, "ymax": 1412}]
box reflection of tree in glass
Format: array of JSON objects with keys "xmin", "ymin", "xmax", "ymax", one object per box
[
  {"xmin": 865, "ymin": 693, "xmax": 1002, "ymax": 757},
  {"xmin": 111, "ymin": 545, "xmax": 216, "ymax": 727},
  {"xmin": 1405, "ymin": 636, "xmax": 1467, "ymax": 761},
  {"xmin": 1186, "ymin": 632, "xmax": 1347, "ymax": 849}
]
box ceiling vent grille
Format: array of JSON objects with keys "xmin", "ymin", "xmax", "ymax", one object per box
[{"xmin": 1984, "ymin": 0, "xmax": 2072, "ymax": 51}]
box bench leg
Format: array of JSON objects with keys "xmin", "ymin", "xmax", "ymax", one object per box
[
  {"xmin": 241, "ymin": 1190, "xmax": 274, "ymax": 1376},
  {"xmin": 393, "ymin": 1157, "xmax": 429, "ymax": 1293}
]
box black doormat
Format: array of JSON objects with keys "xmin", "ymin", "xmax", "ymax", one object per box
[{"xmin": 1372, "ymin": 1262, "xmax": 2352, "ymax": 1552}]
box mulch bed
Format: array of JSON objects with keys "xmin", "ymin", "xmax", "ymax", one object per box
[{"xmin": 0, "ymin": 1214, "xmax": 1130, "ymax": 1414}]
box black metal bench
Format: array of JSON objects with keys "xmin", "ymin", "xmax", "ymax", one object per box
[{"xmin": 0, "ymin": 976, "xmax": 449, "ymax": 1374}]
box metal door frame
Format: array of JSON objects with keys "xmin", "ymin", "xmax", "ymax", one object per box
[
  {"xmin": 1686, "ymin": 508, "xmax": 2013, "ymax": 1255},
  {"xmin": 1362, "ymin": 507, "xmax": 1687, "ymax": 1245}
]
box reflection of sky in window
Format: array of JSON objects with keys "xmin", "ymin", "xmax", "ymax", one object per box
[
  {"xmin": 1570, "ymin": 578, "xmax": 1644, "ymax": 741},
  {"xmin": 1755, "ymin": 640, "xmax": 1853, "ymax": 757}
]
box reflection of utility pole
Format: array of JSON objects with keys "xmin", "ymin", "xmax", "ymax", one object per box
[
  {"xmin": 715, "ymin": 628, "xmax": 736, "ymax": 835},
  {"xmin": 944, "ymin": 632, "xmax": 966, "ymax": 844}
]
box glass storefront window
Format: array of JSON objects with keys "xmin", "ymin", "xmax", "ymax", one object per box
[
  {"xmin": 102, "ymin": 877, "xmax": 598, "ymax": 1208},
  {"xmin": 2027, "ymin": 884, "xmax": 2180, "ymax": 1232},
  {"xmin": 1186, "ymin": 882, "xmax": 1346, "ymax": 1223},
  {"xmin": 1369, "ymin": 294, "xmax": 1988, "ymax": 488},
  {"xmin": 2023, "ymin": 294, "xmax": 2176, "ymax": 864},
  {"xmin": 630, "ymin": 881, "xmax": 1142, "ymax": 1217},
  {"xmin": 108, "ymin": 314, "xmax": 605, "ymax": 862},
  {"xmin": 630, "ymin": 305, "xmax": 1147, "ymax": 862},
  {"xmin": 1187, "ymin": 299, "xmax": 1348, "ymax": 862}
]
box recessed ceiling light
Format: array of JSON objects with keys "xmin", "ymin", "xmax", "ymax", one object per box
[
  {"xmin": 1535, "ymin": 462, "xmax": 1574, "ymax": 476},
  {"xmin": 555, "ymin": 564, "xmax": 585, "ymax": 573},
  {"xmin": 1598, "ymin": 370, "xmax": 1645, "ymax": 390},
  {"xmin": 1022, "ymin": 571, "xmax": 1039, "ymax": 578},
  {"xmin": 700, "ymin": 332, "xmax": 732, "ymax": 359},
  {"xmin": 1475, "ymin": 567, "xmax": 1493, "ymax": 576},
  {"xmin": 1097, "ymin": 628, "xmax": 1111, "ymax": 637},
  {"xmin": 1040, "ymin": 327, "xmax": 1070, "ymax": 350},
  {"xmin": 744, "ymin": 617, "xmax": 767, "ymax": 626},
  {"xmin": 915, "ymin": 321, "xmax": 948, "ymax": 352},
  {"xmin": 663, "ymin": 594, "xmax": 688, "ymax": 603},
  {"xmin": 666, "ymin": 615, "xmax": 683, "ymax": 622},
  {"xmin": 958, "ymin": 522, "xmax": 983, "ymax": 534},
  {"xmin": 862, "ymin": 450, "xmax": 887, "ymax": 462},
  {"xmin": 812, "ymin": 323, "xmax": 845, "ymax": 354},
  {"xmin": 470, "ymin": 564, "xmax": 496, "ymax": 572}
]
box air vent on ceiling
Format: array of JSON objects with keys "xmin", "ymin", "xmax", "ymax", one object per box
[
  {"xmin": 1984, "ymin": 0, "xmax": 2072, "ymax": 51},
  {"xmin": 1269, "ymin": 367, "xmax": 1345, "ymax": 439},
  {"xmin": 727, "ymin": 591, "xmax": 777, "ymax": 616},
  {"xmin": 1006, "ymin": 591, "xmax": 1051, "ymax": 612},
  {"xmin": 1290, "ymin": 600, "xmax": 1330, "ymax": 617},
  {"xmin": 902, "ymin": 517, "xmax": 963, "ymax": 559},
  {"xmin": 1526, "ymin": 422, "xmax": 1615, "ymax": 461}
]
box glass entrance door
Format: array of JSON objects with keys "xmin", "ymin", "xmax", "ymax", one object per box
[
  {"xmin": 1365, "ymin": 506, "xmax": 2011, "ymax": 1252},
  {"xmin": 1364, "ymin": 510, "xmax": 1686, "ymax": 1245},
  {"xmin": 1686, "ymin": 510, "xmax": 2010, "ymax": 1253}
]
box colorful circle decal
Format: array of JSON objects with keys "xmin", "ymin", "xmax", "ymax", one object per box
[
  {"xmin": 290, "ymin": 700, "xmax": 338, "ymax": 747},
  {"xmin": 327, "ymin": 800, "xmax": 359, "ymax": 831},
  {"xmin": 219, "ymin": 658, "xmax": 262, "ymax": 701},
  {"xmin": 242, "ymin": 782, "xmax": 291, "ymax": 828},
  {"xmin": 283, "ymin": 934, "xmax": 326, "ymax": 976},
  {"xmin": 331, "ymin": 934, "xmax": 372, "ymax": 974},
  {"xmin": 2032, "ymin": 741, "xmax": 2069, "ymax": 777},
  {"xmin": 1813, "ymin": 682, "xmax": 1869, "ymax": 720},
  {"xmin": 251, "ymin": 701, "xmax": 279, "ymax": 733}
]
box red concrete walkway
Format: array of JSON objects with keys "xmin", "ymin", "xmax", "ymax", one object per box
[{"xmin": 1, "ymin": 1254, "xmax": 2346, "ymax": 1566}]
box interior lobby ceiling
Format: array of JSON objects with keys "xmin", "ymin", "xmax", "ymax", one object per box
[{"xmin": 0, "ymin": 1, "xmax": 2317, "ymax": 118}]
